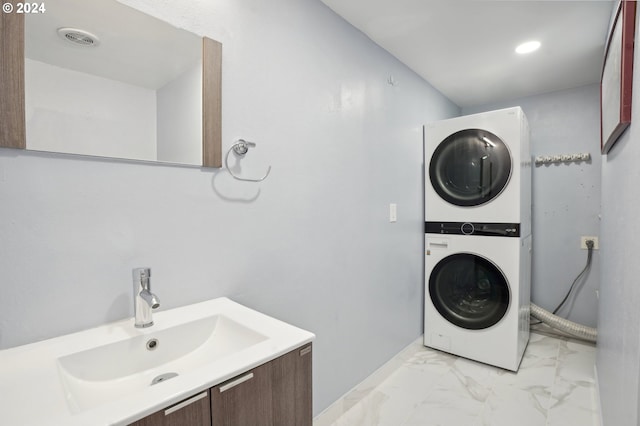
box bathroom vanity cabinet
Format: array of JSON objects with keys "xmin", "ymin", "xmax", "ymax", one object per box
[
  {"xmin": 129, "ymin": 343, "xmax": 312, "ymax": 426},
  {"xmin": 0, "ymin": 297, "xmax": 315, "ymax": 425}
]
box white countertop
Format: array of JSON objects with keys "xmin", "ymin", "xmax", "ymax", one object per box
[{"xmin": 0, "ymin": 297, "xmax": 315, "ymax": 425}]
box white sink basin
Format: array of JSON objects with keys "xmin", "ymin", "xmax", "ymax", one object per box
[
  {"xmin": 0, "ymin": 297, "xmax": 314, "ymax": 426},
  {"xmin": 57, "ymin": 314, "xmax": 267, "ymax": 413}
]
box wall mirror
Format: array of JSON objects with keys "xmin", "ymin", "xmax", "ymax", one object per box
[{"xmin": 0, "ymin": 0, "xmax": 222, "ymax": 167}]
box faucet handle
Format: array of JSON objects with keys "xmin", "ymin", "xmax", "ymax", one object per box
[
  {"xmin": 133, "ymin": 267, "xmax": 151, "ymax": 279},
  {"xmin": 133, "ymin": 267, "xmax": 152, "ymax": 290},
  {"xmin": 133, "ymin": 267, "xmax": 151, "ymax": 276}
]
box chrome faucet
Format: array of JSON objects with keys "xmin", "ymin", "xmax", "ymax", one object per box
[{"xmin": 133, "ymin": 267, "xmax": 160, "ymax": 328}]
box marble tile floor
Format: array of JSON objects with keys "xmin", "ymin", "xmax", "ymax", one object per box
[{"xmin": 314, "ymin": 332, "xmax": 599, "ymax": 426}]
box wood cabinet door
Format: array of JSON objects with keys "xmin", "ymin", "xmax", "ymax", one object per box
[
  {"xmin": 211, "ymin": 362, "xmax": 273, "ymax": 426},
  {"xmin": 130, "ymin": 344, "xmax": 312, "ymax": 426},
  {"xmin": 129, "ymin": 390, "xmax": 211, "ymax": 426},
  {"xmin": 271, "ymin": 344, "xmax": 312, "ymax": 426}
]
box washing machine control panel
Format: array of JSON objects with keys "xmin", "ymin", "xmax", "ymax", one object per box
[{"xmin": 425, "ymin": 221, "xmax": 520, "ymax": 237}]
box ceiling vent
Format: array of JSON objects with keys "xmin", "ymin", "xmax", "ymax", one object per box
[{"xmin": 57, "ymin": 28, "xmax": 100, "ymax": 47}]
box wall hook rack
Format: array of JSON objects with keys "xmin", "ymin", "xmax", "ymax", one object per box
[
  {"xmin": 225, "ymin": 139, "xmax": 272, "ymax": 182},
  {"xmin": 534, "ymin": 152, "xmax": 591, "ymax": 166}
]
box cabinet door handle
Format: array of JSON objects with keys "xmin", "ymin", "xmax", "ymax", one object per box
[
  {"xmin": 300, "ymin": 346, "xmax": 311, "ymax": 356},
  {"xmin": 164, "ymin": 391, "xmax": 208, "ymax": 416},
  {"xmin": 219, "ymin": 372, "xmax": 254, "ymax": 393}
]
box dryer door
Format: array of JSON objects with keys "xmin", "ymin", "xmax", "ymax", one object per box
[
  {"xmin": 429, "ymin": 253, "xmax": 510, "ymax": 330},
  {"xmin": 429, "ymin": 129, "xmax": 512, "ymax": 206}
]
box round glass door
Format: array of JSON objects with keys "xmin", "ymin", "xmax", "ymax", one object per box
[
  {"xmin": 429, "ymin": 253, "xmax": 510, "ymax": 330},
  {"xmin": 429, "ymin": 129, "xmax": 512, "ymax": 206}
]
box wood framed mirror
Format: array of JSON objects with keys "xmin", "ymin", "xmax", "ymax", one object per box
[{"xmin": 0, "ymin": 0, "xmax": 221, "ymax": 168}]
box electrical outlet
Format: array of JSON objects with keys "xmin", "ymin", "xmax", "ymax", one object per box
[{"xmin": 580, "ymin": 236, "xmax": 599, "ymax": 249}]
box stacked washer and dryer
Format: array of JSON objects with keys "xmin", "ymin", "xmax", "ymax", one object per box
[{"xmin": 423, "ymin": 107, "xmax": 532, "ymax": 372}]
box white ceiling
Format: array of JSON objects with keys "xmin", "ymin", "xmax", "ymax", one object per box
[
  {"xmin": 25, "ymin": 0, "xmax": 201, "ymax": 89},
  {"xmin": 321, "ymin": 0, "xmax": 616, "ymax": 108}
]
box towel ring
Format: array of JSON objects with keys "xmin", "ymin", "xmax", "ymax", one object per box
[{"xmin": 224, "ymin": 139, "xmax": 272, "ymax": 182}]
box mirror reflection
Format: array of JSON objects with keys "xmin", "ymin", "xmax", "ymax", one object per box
[{"xmin": 24, "ymin": 0, "xmax": 203, "ymax": 166}]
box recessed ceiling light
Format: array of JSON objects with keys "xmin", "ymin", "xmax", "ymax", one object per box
[{"xmin": 515, "ymin": 41, "xmax": 541, "ymax": 54}]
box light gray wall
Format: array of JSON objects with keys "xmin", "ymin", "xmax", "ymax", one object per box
[
  {"xmin": 463, "ymin": 84, "xmax": 602, "ymax": 328},
  {"xmin": 596, "ymin": 9, "xmax": 640, "ymax": 426},
  {"xmin": 0, "ymin": 0, "xmax": 459, "ymax": 415}
]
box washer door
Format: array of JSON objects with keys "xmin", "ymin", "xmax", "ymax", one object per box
[
  {"xmin": 429, "ymin": 129, "xmax": 512, "ymax": 206},
  {"xmin": 429, "ymin": 253, "xmax": 510, "ymax": 330}
]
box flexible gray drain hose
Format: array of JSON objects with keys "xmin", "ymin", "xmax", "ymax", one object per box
[{"xmin": 530, "ymin": 303, "xmax": 597, "ymax": 343}]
